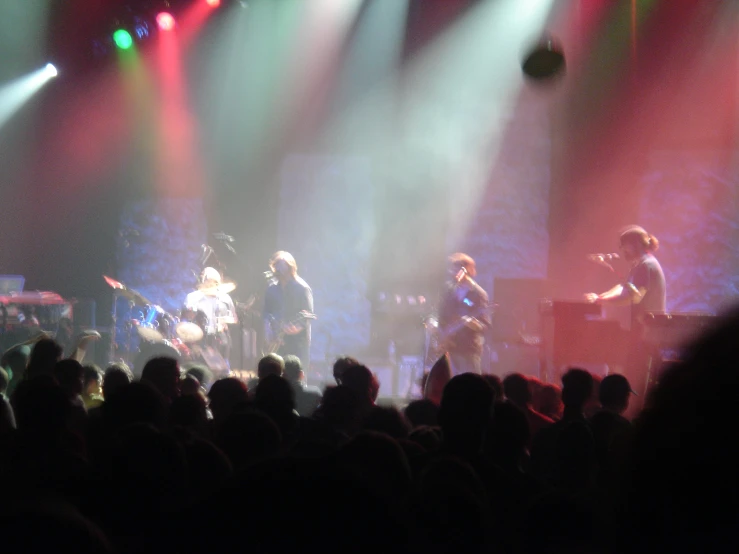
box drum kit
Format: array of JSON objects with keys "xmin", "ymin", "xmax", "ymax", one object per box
[{"xmin": 103, "ymin": 274, "xmax": 238, "ymax": 372}]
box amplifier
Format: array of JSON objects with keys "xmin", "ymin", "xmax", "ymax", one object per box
[
  {"xmin": 1, "ymin": 302, "xmax": 73, "ymax": 329},
  {"xmin": 641, "ymin": 312, "xmax": 716, "ymax": 348}
]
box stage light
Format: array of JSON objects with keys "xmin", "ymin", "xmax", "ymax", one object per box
[
  {"xmin": 132, "ymin": 16, "xmax": 152, "ymax": 40},
  {"xmin": 113, "ymin": 29, "xmax": 134, "ymax": 50},
  {"xmin": 156, "ymin": 12, "xmax": 176, "ymax": 31},
  {"xmin": 522, "ymin": 35, "xmax": 566, "ymax": 81},
  {"xmin": 206, "ymin": 0, "xmax": 221, "ymax": 7},
  {"xmin": 0, "ymin": 64, "xmax": 60, "ymax": 129}
]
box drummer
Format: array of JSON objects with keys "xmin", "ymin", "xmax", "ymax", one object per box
[{"xmin": 184, "ymin": 267, "xmax": 237, "ymax": 366}]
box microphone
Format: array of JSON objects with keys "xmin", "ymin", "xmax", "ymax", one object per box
[
  {"xmin": 200, "ymin": 244, "xmax": 213, "ymax": 265},
  {"xmin": 588, "ymin": 252, "xmax": 620, "ymax": 262},
  {"xmin": 264, "ymin": 270, "xmax": 278, "ymax": 285},
  {"xmin": 213, "ymin": 233, "xmax": 234, "ymax": 242}
]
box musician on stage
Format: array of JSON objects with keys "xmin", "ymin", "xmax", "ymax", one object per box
[
  {"xmin": 263, "ymin": 251, "xmax": 314, "ymax": 369},
  {"xmin": 584, "ymin": 225, "xmax": 666, "ymax": 318},
  {"xmin": 185, "ymin": 267, "xmax": 237, "ymax": 364},
  {"xmin": 585, "ymin": 225, "xmax": 666, "ymax": 397},
  {"xmin": 438, "ymin": 253, "xmax": 490, "ymax": 376}
]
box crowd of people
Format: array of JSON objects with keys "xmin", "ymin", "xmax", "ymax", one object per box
[{"xmin": 2, "ymin": 305, "xmax": 739, "ymax": 554}]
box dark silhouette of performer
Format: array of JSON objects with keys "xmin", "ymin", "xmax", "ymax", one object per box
[
  {"xmin": 437, "ymin": 253, "xmax": 490, "ymax": 376},
  {"xmin": 263, "ymin": 251, "xmax": 314, "ymax": 370}
]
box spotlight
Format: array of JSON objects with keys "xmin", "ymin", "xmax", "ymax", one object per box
[
  {"xmin": 156, "ymin": 12, "xmax": 176, "ymax": 31},
  {"xmin": 206, "ymin": 0, "xmax": 221, "ymax": 6},
  {"xmin": 113, "ymin": 29, "xmax": 134, "ymax": 50},
  {"xmin": 132, "ymin": 16, "xmax": 152, "ymax": 40},
  {"xmin": 522, "ymin": 35, "xmax": 566, "ymax": 81},
  {"xmin": 44, "ymin": 63, "xmax": 58, "ymax": 78}
]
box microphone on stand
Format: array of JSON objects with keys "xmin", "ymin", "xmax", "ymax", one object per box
[
  {"xmin": 587, "ymin": 252, "xmax": 620, "ymax": 263},
  {"xmin": 213, "ymin": 233, "xmax": 235, "ymax": 243},
  {"xmin": 200, "ymin": 244, "xmax": 214, "ymax": 265},
  {"xmin": 587, "ymin": 252, "xmax": 619, "ymax": 274}
]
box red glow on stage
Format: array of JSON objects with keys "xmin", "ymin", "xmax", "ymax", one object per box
[
  {"xmin": 156, "ymin": 12, "xmax": 176, "ymax": 31},
  {"xmin": 155, "ymin": 25, "xmax": 204, "ymax": 196},
  {"xmin": 177, "ymin": 0, "xmax": 219, "ymax": 47}
]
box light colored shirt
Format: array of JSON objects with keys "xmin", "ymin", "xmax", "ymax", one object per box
[{"xmin": 184, "ymin": 290, "xmax": 236, "ymax": 334}]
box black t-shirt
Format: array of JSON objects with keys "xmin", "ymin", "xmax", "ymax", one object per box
[
  {"xmin": 626, "ymin": 253, "xmax": 666, "ymax": 318},
  {"xmin": 438, "ymin": 279, "xmax": 490, "ymax": 355},
  {"xmin": 263, "ymin": 276, "xmax": 314, "ymax": 347}
]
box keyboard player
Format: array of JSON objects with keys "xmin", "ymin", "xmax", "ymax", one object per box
[
  {"xmin": 584, "ymin": 225, "xmax": 666, "ymax": 318},
  {"xmin": 584, "ymin": 225, "xmax": 666, "ymax": 397}
]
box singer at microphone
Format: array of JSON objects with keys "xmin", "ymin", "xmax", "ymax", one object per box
[
  {"xmin": 583, "ymin": 226, "xmax": 665, "ymax": 314},
  {"xmin": 583, "ymin": 225, "xmax": 666, "ymax": 409},
  {"xmin": 436, "ymin": 252, "xmax": 490, "ymax": 377},
  {"xmin": 262, "ymin": 251, "xmax": 314, "ymax": 369}
]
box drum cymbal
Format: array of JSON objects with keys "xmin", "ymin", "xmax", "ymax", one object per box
[
  {"xmin": 103, "ymin": 275, "xmax": 124, "ymax": 289},
  {"xmin": 196, "ymin": 280, "xmax": 237, "ymax": 295},
  {"xmin": 219, "ymin": 281, "xmax": 237, "ymax": 294},
  {"xmin": 103, "ymin": 275, "xmax": 152, "ymax": 306},
  {"xmin": 137, "ymin": 325, "xmax": 164, "ymax": 342},
  {"xmin": 122, "ymin": 288, "xmax": 153, "ymax": 306},
  {"xmin": 176, "ymin": 321, "xmax": 204, "ymax": 343}
]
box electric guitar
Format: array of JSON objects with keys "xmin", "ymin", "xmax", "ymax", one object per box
[
  {"xmin": 263, "ymin": 310, "xmax": 317, "ymax": 354},
  {"xmin": 437, "ymin": 306, "xmax": 492, "ymax": 351}
]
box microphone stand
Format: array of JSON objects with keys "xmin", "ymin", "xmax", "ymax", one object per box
[
  {"xmin": 212, "ymin": 234, "xmax": 245, "ymax": 370},
  {"xmin": 109, "ymin": 291, "xmax": 117, "ymax": 364},
  {"xmin": 201, "ymin": 245, "xmax": 215, "ymax": 268}
]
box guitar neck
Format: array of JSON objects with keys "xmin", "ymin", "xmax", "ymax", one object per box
[{"xmin": 440, "ymin": 307, "xmax": 488, "ymax": 338}]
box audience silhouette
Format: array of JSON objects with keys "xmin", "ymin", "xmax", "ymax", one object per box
[{"xmin": 3, "ymin": 306, "xmax": 739, "ymax": 553}]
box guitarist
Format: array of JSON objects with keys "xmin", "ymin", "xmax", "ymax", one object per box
[
  {"xmin": 438, "ymin": 253, "xmax": 490, "ymax": 376},
  {"xmin": 263, "ymin": 251, "xmax": 314, "ymax": 369}
]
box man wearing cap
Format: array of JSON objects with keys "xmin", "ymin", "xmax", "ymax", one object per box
[{"xmin": 590, "ymin": 374, "xmax": 635, "ymax": 424}]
